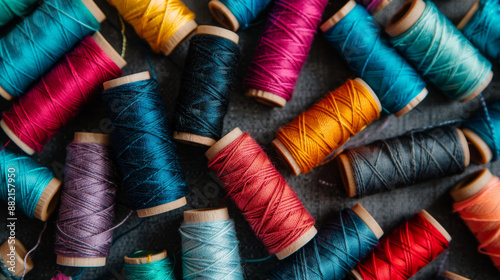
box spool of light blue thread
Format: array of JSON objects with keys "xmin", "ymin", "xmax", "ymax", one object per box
[
  {"xmin": 386, "ymin": 0, "xmax": 492, "ymax": 103},
  {"xmin": 208, "ymin": 0, "xmax": 272, "ymax": 31},
  {"xmin": 458, "ymin": 0, "xmax": 500, "ymax": 65},
  {"xmin": 321, "ymin": 1, "xmax": 427, "ymax": 116},
  {"xmin": 0, "ymin": 0, "xmax": 102, "ymax": 100},
  {"xmin": 124, "ymin": 250, "xmax": 175, "ymax": 280},
  {"xmin": 180, "ymin": 207, "xmax": 244, "ymax": 280}
]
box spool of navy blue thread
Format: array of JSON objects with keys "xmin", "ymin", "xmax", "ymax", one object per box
[
  {"xmin": 173, "ymin": 26, "xmax": 240, "ymax": 147},
  {"xmin": 103, "ymin": 72, "xmax": 189, "ymax": 218},
  {"xmin": 321, "ymin": 0, "xmax": 427, "ymax": 117}
]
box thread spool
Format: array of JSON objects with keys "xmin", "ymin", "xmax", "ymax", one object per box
[
  {"xmin": 103, "ymin": 72, "xmax": 189, "ymax": 217},
  {"xmin": 173, "ymin": 26, "xmax": 240, "ymax": 146},
  {"xmin": 338, "ymin": 126, "xmax": 470, "ymax": 197},
  {"xmin": 244, "ymin": 0, "xmax": 329, "ymax": 107},
  {"xmin": 451, "ymin": 169, "xmax": 500, "ymax": 271},
  {"xmin": 1, "ymin": 32, "xmax": 125, "ymax": 155},
  {"xmin": 180, "ymin": 207, "xmax": 244, "ymax": 279},
  {"xmin": 206, "ymin": 128, "xmax": 317, "ymax": 259},
  {"xmin": 438, "ymin": 271, "xmax": 471, "ymax": 280},
  {"xmin": 273, "ymin": 78, "xmax": 381, "ymax": 176},
  {"xmin": 55, "ymin": 132, "xmax": 118, "ymax": 267},
  {"xmin": 0, "ymin": 239, "xmax": 33, "ymax": 279},
  {"xmin": 124, "ymin": 250, "xmax": 175, "ymax": 280},
  {"xmin": 0, "ymin": 146, "xmax": 61, "ymax": 221},
  {"xmin": 107, "ymin": 0, "xmax": 197, "ymax": 56},
  {"xmin": 208, "ymin": 0, "xmax": 273, "ymax": 31},
  {"xmin": 358, "ymin": 0, "xmax": 393, "ymax": 14},
  {"xmin": 386, "ymin": 0, "xmax": 493, "ymax": 103},
  {"xmin": 351, "ymin": 210, "xmax": 451, "ymax": 280},
  {"xmin": 321, "ymin": 1, "xmax": 427, "ymax": 116},
  {"xmin": 457, "ymin": 0, "xmax": 500, "ymax": 65},
  {"xmin": 0, "ymin": 0, "xmax": 105, "ymax": 101},
  {"xmin": 268, "ymin": 204, "xmax": 383, "ymax": 280},
  {"xmin": 0, "ymin": 0, "xmax": 38, "ymax": 27}
]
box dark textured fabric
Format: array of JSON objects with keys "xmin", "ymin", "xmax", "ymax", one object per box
[{"xmin": 0, "ymin": 0, "xmax": 496, "ymax": 279}]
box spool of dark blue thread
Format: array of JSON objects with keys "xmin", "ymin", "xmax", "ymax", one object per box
[
  {"xmin": 173, "ymin": 26, "xmax": 240, "ymax": 147},
  {"xmin": 338, "ymin": 125, "xmax": 470, "ymax": 197},
  {"xmin": 268, "ymin": 204, "xmax": 382, "ymax": 280},
  {"xmin": 103, "ymin": 72, "xmax": 189, "ymax": 218}
]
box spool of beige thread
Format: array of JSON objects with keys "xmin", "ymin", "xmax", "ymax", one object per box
[
  {"xmin": 337, "ymin": 127, "xmax": 470, "ymax": 197},
  {"xmin": 173, "ymin": 25, "xmax": 239, "ymax": 147},
  {"xmin": 205, "ymin": 127, "xmax": 318, "ymax": 259},
  {"xmin": 103, "ymin": 72, "xmax": 188, "ymax": 217},
  {"xmin": 385, "ymin": 0, "xmax": 493, "ymax": 103},
  {"xmin": 56, "ymin": 132, "xmax": 113, "ymax": 267},
  {"xmin": 0, "ymin": 32, "xmax": 127, "ymax": 156},
  {"xmin": 271, "ymin": 78, "xmax": 381, "ymax": 176},
  {"xmin": 0, "ymin": 0, "xmax": 106, "ymax": 101},
  {"xmin": 350, "ymin": 209, "xmax": 452, "ymax": 280},
  {"xmin": 320, "ymin": 0, "xmax": 427, "ymax": 117},
  {"xmin": 0, "ymin": 239, "xmax": 33, "ymax": 279}
]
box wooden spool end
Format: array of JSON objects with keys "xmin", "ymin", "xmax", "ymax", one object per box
[
  {"xmin": 420, "ymin": 209, "xmax": 452, "ymax": 242},
  {"xmin": 162, "ymin": 20, "xmax": 198, "ymax": 56},
  {"xmin": 455, "ymin": 128, "xmax": 471, "ymax": 167},
  {"xmin": 124, "ymin": 250, "xmax": 167, "ymax": 265},
  {"xmin": 457, "ymin": 0, "xmax": 480, "ymax": 30},
  {"xmin": 57, "ymin": 255, "xmax": 106, "ymax": 267},
  {"xmin": 208, "ymin": 0, "xmax": 240, "ymax": 31},
  {"xmin": 320, "ymin": 0, "xmax": 357, "ymax": 32},
  {"xmin": 80, "ymin": 0, "xmax": 106, "ymax": 23},
  {"xmin": 0, "ymin": 119, "xmax": 35, "ymax": 155},
  {"xmin": 352, "ymin": 203, "xmax": 384, "ymax": 239},
  {"xmin": 34, "ymin": 177, "xmax": 62, "ymax": 221},
  {"xmin": 136, "ymin": 196, "xmax": 188, "ymax": 218},
  {"xmin": 92, "ymin": 32, "xmax": 127, "ymax": 69},
  {"xmin": 246, "ymin": 89, "xmax": 287, "ymax": 108},
  {"xmin": 394, "ymin": 88, "xmax": 428, "ymax": 117},
  {"xmin": 386, "ymin": 0, "xmax": 426, "ymax": 37},
  {"xmin": 372, "ymin": 0, "xmax": 393, "ymax": 15},
  {"xmin": 460, "ymin": 71, "xmax": 493, "ymax": 103},
  {"xmin": 451, "ymin": 168, "xmax": 492, "ymax": 202},
  {"xmin": 275, "ymin": 226, "xmax": 317, "ymax": 260},
  {"xmin": 103, "ymin": 71, "xmax": 151, "ymax": 90},
  {"xmin": 443, "ymin": 271, "xmax": 471, "ymax": 280},
  {"xmin": 197, "ymin": 25, "xmax": 239, "ymax": 44},
  {"xmin": 184, "ymin": 207, "xmax": 230, "ymax": 223},
  {"xmin": 272, "ymin": 138, "xmax": 301, "ymax": 176},
  {"xmin": 205, "ymin": 127, "xmax": 243, "ymax": 160},
  {"xmin": 0, "ymin": 85, "xmax": 13, "ymax": 101},
  {"xmin": 337, "ymin": 153, "xmax": 357, "ymax": 197},
  {"xmin": 74, "ymin": 132, "xmax": 111, "ymax": 145},
  {"xmin": 0, "ymin": 239, "xmax": 34, "ymax": 278},
  {"xmin": 462, "ymin": 128, "xmax": 492, "ymax": 165}
]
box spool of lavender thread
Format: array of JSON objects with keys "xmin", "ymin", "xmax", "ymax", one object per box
[{"xmin": 55, "ymin": 132, "xmax": 119, "ymax": 267}]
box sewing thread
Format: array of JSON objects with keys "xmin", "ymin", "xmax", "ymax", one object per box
[
  {"xmin": 215, "ymin": 0, "xmax": 272, "ymax": 29},
  {"xmin": 0, "ymin": 0, "xmax": 38, "ymax": 27},
  {"xmin": 124, "ymin": 251, "xmax": 175, "ymax": 280}
]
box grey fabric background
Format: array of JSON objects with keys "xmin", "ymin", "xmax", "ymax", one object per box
[{"xmin": 1, "ymin": 0, "xmax": 499, "ymax": 279}]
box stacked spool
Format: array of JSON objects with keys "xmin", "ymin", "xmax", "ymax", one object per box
[
  {"xmin": 1, "ymin": 32, "xmax": 126, "ymax": 155},
  {"xmin": 0, "ymin": 239, "xmax": 33, "ymax": 279}
]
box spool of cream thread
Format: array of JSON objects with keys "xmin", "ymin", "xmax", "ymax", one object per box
[
  {"xmin": 0, "ymin": 239, "xmax": 34, "ymax": 279},
  {"xmin": 205, "ymin": 127, "xmax": 317, "ymax": 259},
  {"xmin": 124, "ymin": 250, "xmax": 169, "ymax": 274},
  {"xmin": 349, "ymin": 209, "xmax": 452, "ymax": 280},
  {"xmin": 385, "ymin": 0, "xmax": 493, "ymax": 103},
  {"xmin": 172, "ymin": 25, "xmax": 239, "ymax": 147},
  {"xmin": 321, "ymin": 1, "xmax": 428, "ymax": 117},
  {"xmin": 56, "ymin": 132, "xmax": 113, "ymax": 267},
  {"xmin": 103, "ymin": 71, "xmax": 188, "ymax": 217},
  {"xmin": 0, "ymin": 0, "xmax": 106, "ymax": 101},
  {"xmin": 337, "ymin": 127, "xmax": 470, "ymax": 197},
  {"xmin": 0, "ymin": 32, "xmax": 127, "ymax": 156},
  {"xmin": 271, "ymin": 78, "xmax": 381, "ymax": 176}
]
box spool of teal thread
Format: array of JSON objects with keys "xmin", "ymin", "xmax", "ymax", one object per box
[
  {"xmin": 386, "ymin": 0, "xmax": 492, "ymax": 103},
  {"xmin": 208, "ymin": 0, "xmax": 273, "ymax": 31},
  {"xmin": 124, "ymin": 250, "xmax": 175, "ymax": 280},
  {"xmin": 0, "ymin": 0, "xmax": 39, "ymax": 27}
]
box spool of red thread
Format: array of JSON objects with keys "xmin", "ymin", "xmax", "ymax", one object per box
[
  {"xmin": 352, "ymin": 210, "xmax": 451, "ymax": 280},
  {"xmin": 0, "ymin": 32, "xmax": 126, "ymax": 155},
  {"xmin": 206, "ymin": 127, "xmax": 317, "ymax": 259}
]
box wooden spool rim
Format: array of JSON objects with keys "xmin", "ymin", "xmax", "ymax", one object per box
[
  {"xmin": 208, "ymin": 0, "xmax": 240, "ymax": 31},
  {"xmin": 352, "ymin": 203, "xmax": 384, "ymax": 238},
  {"xmin": 205, "ymin": 127, "xmax": 243, "ymax": 160},
  {"xmin": 394, "ymin": 88, "xmax": 428, "ymax": 117},
  {"xmin": 197, "ymin": 25, "xmax": 239, "ymax": 44},
  {"xmin": 92, "ymin": 32, "xmax": 127, "ymax": 69},
  {"xmin": 443, "ymin": 271, "xmax": 471, "ymax": 280},
  {"xmin": 173, "ymin": 132, "xmax": 217, "ymax": 147},
  {"xmin": 386, "ymin": 0, "xmax": 425, "ymax": 37},
  {"xmin": 184, "ymin": 207, "xmax": 230, "ymax": 223},
  {"xmin": 459, "ymin": 71, "xmax": 493, "ymax": 103},
  {"xmin": 457, "ymin": 0, "xmax": 480, "ymax": 30},
  {"xmin": 136, "ymin": 196, "xmax": 188, "ymax": 218},
  {"xmin": 124, "ymin": 250, "xmax": 167, "ymax": 264},
  {"xmin": 246, "ymin": 89, "xmax": 287, "ymax": 108},
  {"xmin": 0, "ymin": 119, "xmax": 35, "ymax": 155},
  {"xmin": 74, "ymin": 132, "xmax": 111, "ymax": 145},
  {"xmin": 57, "ymin": 255, "xmax": 106, "ymax": 267},
  {"xmin": 320, "ymin": 0, "xmax": 357, "ymax": 32},
  {"xmin": 34, "ymin": 177, "xmax": 62, "ymax": 221},
  {"xmin": 0, "ymin": 239, "xmax": 34, "ymax": 277},
  {"xmin": 462, "ymin": 128, "xmax": 492, "ymax": 165},
  {"xmin": 451, "ymin": 168, "xmax": 492, "ymax": 202},
  {"xmin": 103, "ymin": 71, "xmax": 150, "ymax": 90},
  {"xmin": 372, "ymin": 0, "xmax": 393, "ymax": 15},
  {"xmin": 162, "ymin": 20, "xmax": 198, "ymax": 56}
]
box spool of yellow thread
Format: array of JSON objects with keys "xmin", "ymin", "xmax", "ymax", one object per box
[
  {"xmin": 273, "ymin": 78, "xmax": 381, "ymax": 175},
  {"xmin": 107, "ymin": 0, "xmax": 197, "ymax": 55}
]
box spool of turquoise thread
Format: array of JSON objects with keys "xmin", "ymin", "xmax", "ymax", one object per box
[
  {"xmin": 0, "ymin": 0, "xmax": 38, "ymax": 27},
  {"xmin": 208, "ymin": 0, "xmax": 273, "ymax": 31},
  {"xmin": 124, "ymin": 250, "xmax": 175, "ymax": 280},
  {"xmin": 386, "ymin": 0, "xmax": 492, "ymax": 103}
]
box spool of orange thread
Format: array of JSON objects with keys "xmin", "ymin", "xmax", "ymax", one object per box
[
  {"xmin": 451, "ymin": 168, "xmax": 500, "ymax": 271},
  {"xmin": 273, "ymin": 78, "xmax": 381, "ymax": 175}
]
